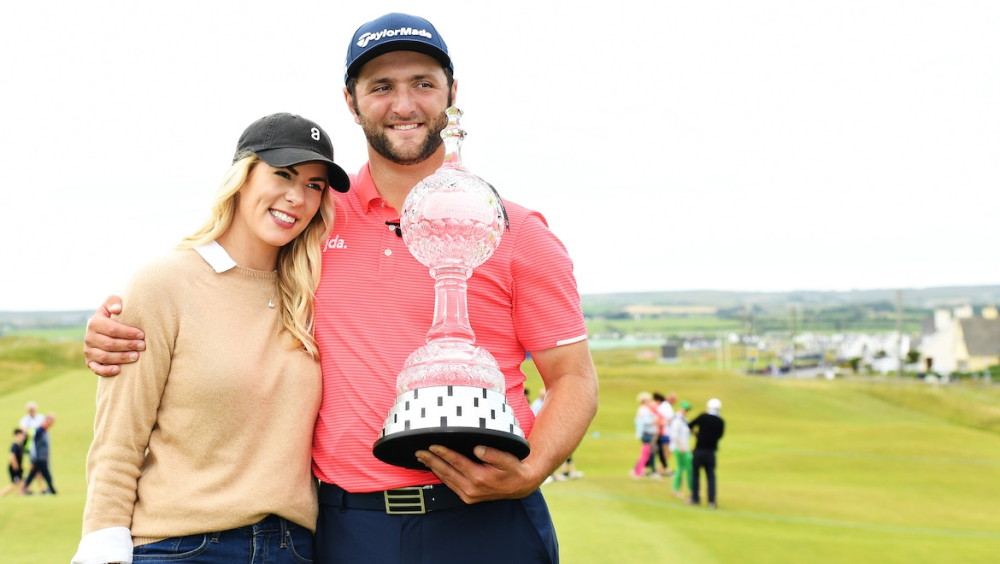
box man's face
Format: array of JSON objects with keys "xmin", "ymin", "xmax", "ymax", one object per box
[{"xmin": 347, "ymin": 50, "xmax": 455, "ymax": 166}]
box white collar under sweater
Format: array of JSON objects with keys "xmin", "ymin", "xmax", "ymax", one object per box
[{"xmin": 194, "ymin": 241, "xmax": 237, "ymax": 273}]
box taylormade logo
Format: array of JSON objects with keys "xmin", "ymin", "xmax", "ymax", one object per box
[{"xmin": 357, "ymin": 27, "xmax": 432, "ymax": 48}]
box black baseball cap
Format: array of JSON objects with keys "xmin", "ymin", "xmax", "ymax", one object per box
[
  {"xmin": 234, "ymin": 113, "xmax": 350, "ymax": 193},
  {"xmin": 345, "ymin": 13, "xmax": 452, "ymax": 82}
]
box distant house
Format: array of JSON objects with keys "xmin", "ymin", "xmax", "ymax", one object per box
[
  {"xmin": 919, "ymin": 308, "xmax": 1000, "ymax": 373},
  {"xmin": 955, "ymin": 317, "xmax": 1000, "ymax": 371}
]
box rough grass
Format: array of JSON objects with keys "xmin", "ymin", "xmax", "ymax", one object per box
[{"xmin": 0, "ymin": 336, "xmax": 84, "ymax": 396}]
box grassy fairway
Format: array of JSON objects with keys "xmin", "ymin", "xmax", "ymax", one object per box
[
  {"xmin": 2, "ymin": 343, "xmax": 999, "ymax": 563},
  {"xmin": 526, "ymin": 348, "xmax": 1000, "ymax": 563}
]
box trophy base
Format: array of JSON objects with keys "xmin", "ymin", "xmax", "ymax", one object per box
[
  {"xmin": 373, "ymin": 426, "xmax": 531, "ymax": 470},
  {"xmin": 373, "ymin": 385, "xmax": 530, "ymax": 470}
]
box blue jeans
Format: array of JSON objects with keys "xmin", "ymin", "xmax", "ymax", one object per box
[{"xmin": 132, "ymin": 515, "xmax": 312, "ymax": 563}]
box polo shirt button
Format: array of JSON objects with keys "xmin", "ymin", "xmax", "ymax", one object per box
[{"xmin": 384, "ymin": 249, "xmax": 392, "ymax": 256}]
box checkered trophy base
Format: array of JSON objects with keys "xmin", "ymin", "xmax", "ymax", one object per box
[{"xmin": 373, "ymin": 384, "xmax": 529, "ymax": 470}]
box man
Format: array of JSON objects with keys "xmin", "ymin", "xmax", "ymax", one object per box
[
  {"xmin": 18, "ymin": 401, "xmax": 45, "ymax": 443},
  {"xmin": 687, "ymin": 398, "xmax": 725, "ymax": 509},
  {"xmin": 22, "ymin": 413, "xmax": 56, "ymax": 495},
  {"xmin": 83, "ymin": 12, "xmax": 598, "ymax": 563},
  {"xmin": 18, "ymin": 400, "xmax": 45, "ymax": 494}
]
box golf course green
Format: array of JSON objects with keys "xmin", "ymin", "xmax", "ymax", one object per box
[{"xmin": 1, "ymin": 338, "xmax": 998, "ymax": 563}]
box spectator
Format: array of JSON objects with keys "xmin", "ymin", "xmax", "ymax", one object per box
[
  {"xmin": 530, "ymin": 387, "xmax": 546, "ymax": 416},
  {"xmin": 646, "ymin": 392, "xmax": 675, "ymax": 477},
  {"xmin": 18, "ymin": 400, "xmax": 45, "ymax": 453},
  {"xmin": 688, "ymin": 398, "xmax": 726, "ymax": 508},
  {"xmin": 1, "ymin": 429, "xmax": 27, "ymax": 498},
  {"xmin": 632, "ymin": 392, "xmax": 662, "ymax": 480},
  {"xmin": 668, "ymin": 400, "xmax": 692, "ymax": 498},
  {"xmin": 22, "ymin": 413, "xmax": 56, "ymax": 495}
]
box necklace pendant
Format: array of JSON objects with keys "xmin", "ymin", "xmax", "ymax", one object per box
[{"xmin": 268, "ymin": 300, "xmax": 275, "ymax": 308}]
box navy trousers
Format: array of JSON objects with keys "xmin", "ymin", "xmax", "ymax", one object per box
[
  {"xmin": 23, "ymin": 459, "xmax": 55, "ymax": 493},
  {"xmin": 315, "ymin": 487, "xmax": 558, "ymax": 564},
  {"xmin": 691, "ymin": 449, "xmax": 717, "ymax": 504}
]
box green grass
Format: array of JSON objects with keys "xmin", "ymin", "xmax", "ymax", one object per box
[
  {"xmin": 2, "ymin": 341, "xmax": 1000, "ymax": 562},
  {"xmin": 0, "ymin": 367, "xmax": 96, "ymax": 563},
  {"xmin": 524, "ymin": 349, "xmax": 1000, "ymax": 563},
  {"xmin": 2, "ymin": 326, "xmax": 87, "ymax": 341},
  {"xmin": 0, "ymin": 336, "xmax": 84, "ymax": 396}
]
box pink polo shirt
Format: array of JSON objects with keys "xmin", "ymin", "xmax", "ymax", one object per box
[{"xmin": 311, "ymin": 164, "xmax": 588, "ymax": 492}]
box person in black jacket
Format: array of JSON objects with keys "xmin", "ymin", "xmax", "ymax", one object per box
[
  {"xmin": 687, "ymin": 398, "xmax": 725, "ymax": 508},
  {"xmin": 1, "ymin": 429, "xmax": 26, "ymax": 498}
]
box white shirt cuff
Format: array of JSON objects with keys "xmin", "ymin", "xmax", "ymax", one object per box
[{"xmin": 72, "ymin": 526, "xmax": 133, "ymax": 564}]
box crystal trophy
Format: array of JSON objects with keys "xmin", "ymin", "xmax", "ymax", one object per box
[{"xmin": 373, "ymin": 107, "xmax": 530, "ymax": 469}]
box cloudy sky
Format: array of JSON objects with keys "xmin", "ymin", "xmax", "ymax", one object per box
[{"xmin": 2, "ymin": 1, "xmax": 998, "ymax": 311}]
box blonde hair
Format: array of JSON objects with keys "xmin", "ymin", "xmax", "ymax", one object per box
[{"xmin": 178, "ymin": 155, "xmax": 335, "ymax": 358}]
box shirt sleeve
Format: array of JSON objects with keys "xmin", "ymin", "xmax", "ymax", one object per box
[
  {"xmin": 71, "ymin": 526, "xmax": 133, "ymax": 564},
  {"xmin": 509, "ymin": 211, "xmax": 587, "ymax": 352},
  {"xmin": 80, "ymin": 262, "xmax": 179, "ymax": 540}
]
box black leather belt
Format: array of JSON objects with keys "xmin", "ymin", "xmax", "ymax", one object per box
[{"xmin": 319, "ymin": 482, "xmax": 468, "ymax": 515}]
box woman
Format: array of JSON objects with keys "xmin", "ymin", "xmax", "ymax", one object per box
[
  {"xmin": 72, "ymin": 112, "xmax": 350, "ymax": 564},
  {"xmin": 631, "ymin": 392, "xmax": 662, "ymax": 479}
]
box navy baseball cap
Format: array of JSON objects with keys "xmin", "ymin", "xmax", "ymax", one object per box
[
  {"xmin": 345, "ymin": 13, "xmax": 452, "ymax": 82},
  {"xmin": 234, "ymin": 113, "xmax": 350, "ymax": 193}
]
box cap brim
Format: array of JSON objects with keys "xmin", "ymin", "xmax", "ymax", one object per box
[{"xmin": 258, "ymin": 148, "xmax": 351, "ymax": 193}]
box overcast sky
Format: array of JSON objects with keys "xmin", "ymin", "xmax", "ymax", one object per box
[{"xmin": 2, "ymin": 1, "xmax": 998, "ymax": 311}]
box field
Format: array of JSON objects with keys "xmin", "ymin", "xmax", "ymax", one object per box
[{"xmin": 2, "ymin": 337, "xmax": 999, "ymax": 563}]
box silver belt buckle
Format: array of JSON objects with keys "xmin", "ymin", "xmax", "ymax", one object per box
[{"xmin": 384, "ymin": 486, "xmax": 427, "ymax": 514}]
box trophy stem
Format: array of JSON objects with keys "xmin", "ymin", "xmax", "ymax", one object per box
[{"xmin": 425, "ymin": 265, "xmax": 476, "ymax": 345}]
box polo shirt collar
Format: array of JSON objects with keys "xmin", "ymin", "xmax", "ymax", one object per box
[
  {"xmin": 353, "ymin": 163, "xmax": 390, "ymax": 215},
  {"xmin": 195, "ymin": 240, "xmax": 237, "ymax": 273}
]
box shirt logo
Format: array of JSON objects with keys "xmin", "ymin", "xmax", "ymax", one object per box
[
  {"xmin": 323, "ymin": 235, "xmax": 347, "ymax": 252},
  {"xmin": 357, "ymin": 27, "xmax": 432, "ymax": 49}
]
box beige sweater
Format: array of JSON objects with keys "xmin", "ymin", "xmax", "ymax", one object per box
[{"xmin": 81, "ymin": 247, "xmax": 322, "ymax": 548}]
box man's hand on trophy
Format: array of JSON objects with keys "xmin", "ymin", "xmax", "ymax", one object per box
[{"xmin": 415, "ymin": 444, "xmax": 543, "ymax": 503}]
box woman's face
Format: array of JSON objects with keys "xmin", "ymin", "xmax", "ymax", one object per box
[{"xmin": 224, "ymin": 160, "xmax": 327, "ymax": 270}]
